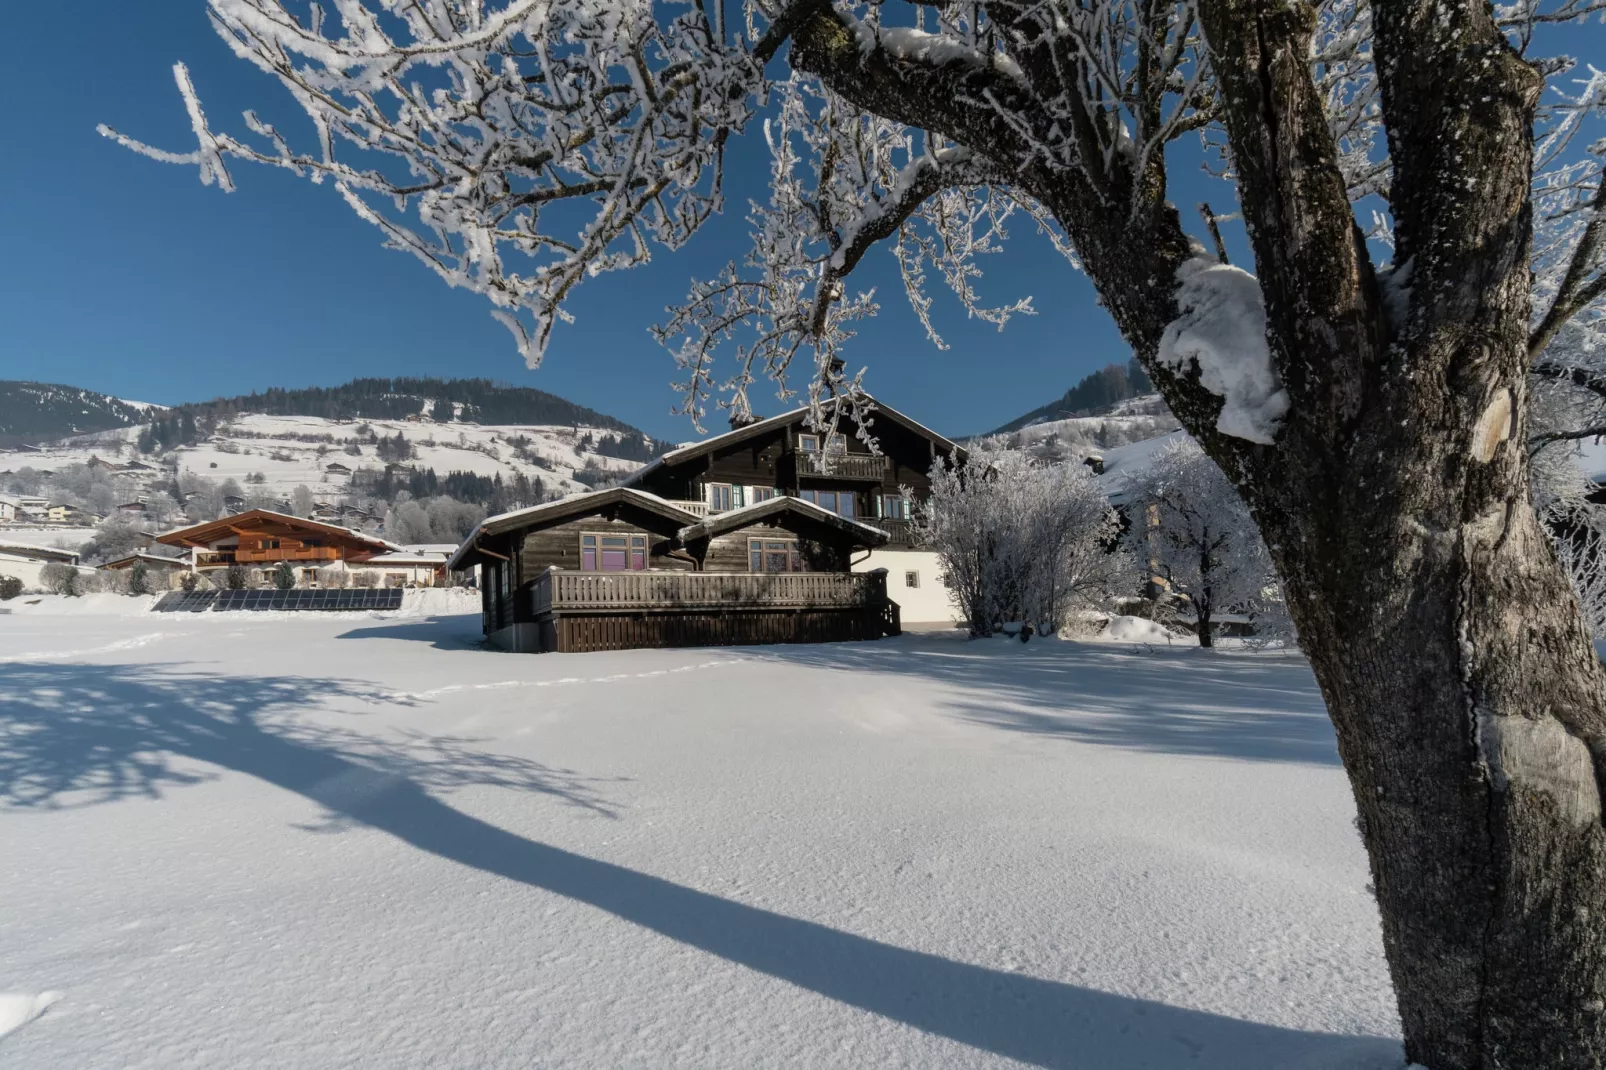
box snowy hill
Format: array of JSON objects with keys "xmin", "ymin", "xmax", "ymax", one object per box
[
  {"xmin": 983, "ymin": 393, "xmax": 1181, "ymax": 464},
  {"xmin": 0, "ymin": 381, "xmax": 161, "ymax": 446},
  {"xmin": 4, "ymin": 411, "xmax": 654, "ymax": 506}
]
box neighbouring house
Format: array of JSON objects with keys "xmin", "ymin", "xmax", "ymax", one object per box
[
  {"xmin": 324, "ymin": 462, "xmax": 352, "ymax": 475},
  {"xmin": 11, "ymin": 495, "xmax": 49, "ymax": 517},
  {"xmin": 0, "ymin": 540, "xmax": 84, "ymax": 591},
  {"xmin": 114, "ymin": 501, "xmax": 149, "ymax": 519},
  {"xmin": 48, "ymin": 503, "xmax": 97, "ymax": 525},
  {"xmin": 154, "ymin": 509, "xmax": 445, "ymax": 587},
  {"xmin": 100, "ymin": 552, "xmax": 193, "ymax": 587},
  {"xmin": 620, "ymin": 395, "xmax": 968, "ymax": 626},
  {"xmin": 86, "ymin": 455, "xmax": 120, "ymax": 472},
  {"xmin": 121, "ymin": 460, "xmax": 156, "ymax": 473},
  {"xmin": 0, "ymin": 496, "xmax": 19, "ymax": 524},
  {"xmin": 447, "ymin": 485, "xmax": 897, "ymax": 653},
  {"xmin": 222, "ymin": 494, "xmax": 247, "ymax": 512}
]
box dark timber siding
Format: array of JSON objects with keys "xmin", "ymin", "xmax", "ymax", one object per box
[
  {"xmin": 703, "ymin": 523, "xmax": 851, "ymax": 573},
  {"xmin": 519, "ymin": 516, "xmax": 692, "ymax": 573}
]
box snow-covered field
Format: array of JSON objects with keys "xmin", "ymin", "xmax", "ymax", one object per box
[{"xmin": 0, "ymin": 601, "xmax": 1403, "ymax": 1068}]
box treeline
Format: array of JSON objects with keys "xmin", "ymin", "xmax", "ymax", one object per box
[
  {"xmin": 185, "ymin": 377, "xmax": 641, "ymax": 431},
  {"xmin": 137, "ymin": 410, "xmax": 201, "ymax": 453},
  {"xmin": 358, "ymin": 467, "xmax": 548, "ymax": 515},
  {"xmin": 992, "ymin": 359, "xmax": 1155, "ymax": 433}
]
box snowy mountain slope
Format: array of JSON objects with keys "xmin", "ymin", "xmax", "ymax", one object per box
[
  {"xmin": 981, "ymin": 393, "xmax": 1181, "ymax": 464},
  {"xmin": 0, "ymin": 382, "xmax": 163, "ymax": 445},
  {"xmin": 2, "ymin": 412, "xmax": 651, "ymax": 504}
]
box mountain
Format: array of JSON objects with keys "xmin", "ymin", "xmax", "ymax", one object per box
[
  {"xmin": 0, "ymin": 376, "xmax": 652, "ymax": 448},
  {"xmin": 0, "ymin": 382, "xmax": 158, "ymax": 447},
  {"xmin": 990, "ymin": 359, "xmax": 1155, "ymax": 435},
  {"xmin": 188, "ymin": 377, "xmax": 640, "ymax": 432}
]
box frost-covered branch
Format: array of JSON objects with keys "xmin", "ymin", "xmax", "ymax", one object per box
[{"xmin": 101, "ymin": 0, "xmax": 760, "ymax": 364}]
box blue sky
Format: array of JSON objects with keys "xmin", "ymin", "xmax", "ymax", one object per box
[{"xmin": 0, "ymin": 5, "xmax": 1245, "ymax": 441}]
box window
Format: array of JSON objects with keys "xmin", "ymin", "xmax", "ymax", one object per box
[
  {"xmin": 880, "ymin": 494, "xmax": 909, "ymax": 520},
  {"xmin": 825, "ymin": 432, "xmax": 847, "ymax": 455},
  {"xmin": 707, "ymin": 483, "xmax": 734, "ymax": 512},
  {"xmin": 799, "ymin": 488, "xmax": 856, "ymax": 517},
  {"xmin": 904, "ymin": 570, "xmax": 920, "ymax": 588},
  {"xmin": 748, "ymin": 538, "xmax": 805, "ymax": 573},
  {"xmin": 797, "ymin": 434, "xmax": 820, "ymax": 452},
  {"xmin": 581, "ymin": 532, "xmax": 648, "ymax": 571},
  {"xmin": 750, "ymin": 486, "xmax": 779, "ymax": 503}
]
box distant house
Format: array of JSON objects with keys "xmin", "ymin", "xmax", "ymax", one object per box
[
  {"xmin": 0, "ymin": 496, "xmax": 19, "ymax": 524},
  {"xmin": 448, "ymin": 486, "xmax": 896, "ymax": 653},
  {"xmin": 13, "ymin": 495, "xmax": 49, "ymax": 517},
  {"xmin": 114, "ymin": 502, "xmax": 149, "ymax": 518},
  {"xmin": 155, "ymin": 509, "xmax": 444, "ymax": 587},
  {"xmin": 0, "ymin": 540, "xmax": 83, "ymax": 590},
  {"xmin": 100, "ymin": 552, "xmax": 191, "ymax": 585},
  {"xmin": 86, "ymin": 455, "xmax": 120, "ymax": 472},
  {"xmin": 48, "ymin": 504, "xmax": 96, "ymax": 525},
  {"xmin": 222, "ymin": 494, "xmax": 247, "ymax": 512},
  {"xmin": 324, "ymin": 462, "xmax": 352, "ymax": 475},
  {"xmin": 122, "ymin": 460, "xmax": 156, "ymax": 472},
  {"xmin": 384, "ymin": 462, "xmax": 413, "ymax": 475}
]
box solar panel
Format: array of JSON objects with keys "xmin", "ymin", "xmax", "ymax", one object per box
[
  {"xmin": 152, "ymin": 591, "xmax": 219, "ymax": 613},
  {"xmin": 200, "ymin": 587, "xmax": 407, "ymax": 612}
]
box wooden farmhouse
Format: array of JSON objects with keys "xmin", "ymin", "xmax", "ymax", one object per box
[
  {"xmin": 448, "ymin": 396, "xmax": 967, "ymax": 654},
  {"xmin": 155, "ymin": 510, "xmax": 445, "ymax": 588}
]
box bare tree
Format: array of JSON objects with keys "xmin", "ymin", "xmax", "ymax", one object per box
[{"xmin": 107, "ymin": 0, "xmax": 1606, "ymax": 1061}]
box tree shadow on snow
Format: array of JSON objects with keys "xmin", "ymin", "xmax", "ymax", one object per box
[
  {"xmin": 0, "ymin": 663, "xmax": 1395, "ymax": 1068},
  {"xmin": 751, "ymin": 636, "xmax": 1344, "ymax": 766}
]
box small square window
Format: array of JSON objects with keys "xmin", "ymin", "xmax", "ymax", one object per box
[
  {"xmin": 905, "ymin": 570, "xmax": 920, "ymax": 588},
  {"xmin": 798, "ymin": 434, "xmax": 820, "ymax": 452}
]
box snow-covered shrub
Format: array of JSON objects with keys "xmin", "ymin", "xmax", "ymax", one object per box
[
  {"xmin": 316, "ymin": 567, "xmax": 349, "ymax": 589},
  {"xmin": 129, "ymin": 561, "xmax": 150, "ymax": 596},
  {"xmin": 1123, "ymin": 438, "xmax": 1281, "ymax": 647},
  {"xmin": 92, "ymin": 570, "xmax": 129, "ymax": 596},
  {"xmin": 224, "ymin": 564, "xmax": 248, "ymax": 591},
  {"xmin": 352, "ymin": 570, "xmax": 380, "ymax": 589},
  {"xmin": 38, "ymin": 562, "xmax": 78, "ymax": 596},
  {"xmin": 179, "ymin": 571, "xmax": 200, "ymax": 593},
  {"xmin": 919, "ymin": 442, "xmax": 1128, "ymax": 636},
  {"xmin": 0, "ymin": 575, "xmax": 21, "ymax": 600},
  {"xmin": 273, "ymin": 562, "xmax": 297, "ymax": 590}
]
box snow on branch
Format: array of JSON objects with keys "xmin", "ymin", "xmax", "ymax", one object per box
[{"xmin": 100, "ymin": 0, "xmax": 761, "ymax": 365}]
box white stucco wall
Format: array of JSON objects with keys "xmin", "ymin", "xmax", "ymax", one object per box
[{"xmin": 855, "ymin": 549, "xmax": 963, "ymax": 625}]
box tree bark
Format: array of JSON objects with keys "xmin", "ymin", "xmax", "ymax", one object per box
[{"xmin": 789, "ymin": 1, "xmax": 1606, "ymax": 1062}]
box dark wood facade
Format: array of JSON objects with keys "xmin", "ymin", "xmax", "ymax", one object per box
[
  {"xmin": 454, "ymin": 487, "xmax": 897, "ymax": 653},
  {"xmin": 624, "ymin": 399, "xmax": 963, "ymax": 548}
]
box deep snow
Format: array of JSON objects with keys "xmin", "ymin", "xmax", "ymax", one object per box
[{"xmin": 0, "ymin": 602, "xmax": 1403, "ymax": 1068}]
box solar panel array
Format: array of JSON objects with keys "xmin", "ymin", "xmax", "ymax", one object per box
[{"xmin": 152, "ymin": 589, "xmax": 404, "ymax": 613}]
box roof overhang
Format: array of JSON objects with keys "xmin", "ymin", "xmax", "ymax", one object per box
[
  {"xmin": 676, "ymin": 496, "xmax": 890, "ymax": 548},
  {"xmin": 155, "ymin": 509, "xmax": 399, "ymax": 554},
  {"xmin": 447, "ymin": 488, "xmax": 702, "ymax": 571}
]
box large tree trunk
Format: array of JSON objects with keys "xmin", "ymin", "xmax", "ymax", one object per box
[{"xmin": 791, "ymin": 0, "xmax": 1606, "ymax": 1061}]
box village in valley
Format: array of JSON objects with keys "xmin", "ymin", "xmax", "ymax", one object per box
[{"xmin": 9, "ymin": 1, "xmax": 1606, "ymax": 1067}]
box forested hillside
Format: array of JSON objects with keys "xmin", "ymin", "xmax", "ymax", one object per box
[
  {"xmin": 0, "ymin": 382, "xmax": 155, "ymax": 447},
  {"xmin": 991, "ymin": 360, "xmax": 1154, "ymax": 434}
]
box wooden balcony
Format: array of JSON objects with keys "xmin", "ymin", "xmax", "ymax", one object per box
[
  {"xmin": 534, "ymin": 567, "xmax": 886, "ymax": 614},
  {"xmin": 862, "ymin": 517, "xmax": 920, "ymax": 547},
  {"xmin": 663, "ymin": 499, "xmax": 710, "ymax": 518},
  {"xmin": 527, "ymin": 567, "xmax": 900, "ymax": 653},
  {"xmin": 234, "ymin": 546, "xmax": 341, "ymax": 564},
  {"xmin": 786, "ymin": 450, "xmax": 889, "ymax": 482}
]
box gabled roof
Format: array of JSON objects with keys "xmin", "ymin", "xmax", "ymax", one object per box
[
  {"xmin": 447, "ymin": 487, "xmax": 701, "ymax": 571},
  {"xmin": 675, "ymin": 496, "xmax": 890, "ymax": 547},
  {"xmin": 101, "ymin": 551, "xmax": 190, "ymax": 570},
  {"xmin": 622, "ymin": 395, "xmax": 964, "ymax": 487},
  {"xmin": 155, "ymin": 509, "xmax": 402, "ymax": 553}
]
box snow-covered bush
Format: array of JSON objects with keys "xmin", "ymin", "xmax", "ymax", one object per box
[
  {"xmin": 38, "ymin": 562, "xmax": 78, "ymax": 596},
  {"xmin": 919, "ymin": 443, "xmax": 1127, "ymax": 636},
  {"xmin": 179, "ymin": 571, "xmax": 200, "ymax": 593},
  {"xmin": 1124, "ymin": 438, "xmax": 1281, "ymax": 647},
  {"xmin": 129, "ymin": 561, "xmax": 150, "ymax": 596},
  {"xmin": 352, "ymin": 571, "xmax": 379, "ymax": 589},
  {"xmin": 273, "ymin": 562, "xmax": 296, "ymax": 590},
  {"xmin": 316, "ymin": 567, "xmax": 349, "ymax": 589},
  {"xmin": 224, "ymin": 564, "xmax": 248, "ymax": 591},
  {"xmin": 0, "ymin": 575, "xmax": 21, "ymax": 600}
]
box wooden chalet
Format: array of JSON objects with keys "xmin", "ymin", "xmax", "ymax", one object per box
[
  {"xmin": 621, "ymin": 396, "xmax": 968, "ymax": 625},
  {"xmin": 155, "ymin": 509, "xmax": 430, "ymax": 586},
  {"xmin": 448, "ymin": 486, "xmax": 898, "ymax": 653}
]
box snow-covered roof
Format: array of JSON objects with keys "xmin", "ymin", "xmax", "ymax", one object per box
[
  {"xmin": 1097, "ymin": 431, "xmax": 1189, "ymax": 502},
  {"xmin": 622, "ymin": 395, "xmax": 963, "ymax": 488},
  {"xmin": 448, "ymin": 488, "xmax": 700, "ymax": 571},
  {"xmin": 676, "ymin": 496, "xmax": 890, "ymax": 546},
  {"xmin": 359, "ymin": 551, "xmax": 451, "ymax": 567},
  {"xmin": 100, "ymin": 552, "xmax": 190, "ymax": 570},
  {"xmin": 402, "ymin": 543, "xmax": 460, "ymax": 555},
  {"xmin": 0, "ymin": 540, "xmax": 79, "ymax": 563}
]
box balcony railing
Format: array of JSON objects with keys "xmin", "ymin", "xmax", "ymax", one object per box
[
  {"xmin": 791, "ymin": 450, "xmax": 889, "ymax": 481},
  {"xmin": 862, "ymin": 517, "xmax": 920, "ymax": 546},
  {"xmin": 533, "ymin": 567, "xmax": 887, "ymax": 614},
  {"xmin": 664, "ymin": 499, "xmax": 710, "ymax": 517},
  {"xmin": 234, "ymin": 546, "xmax": 341, "ymax": 563}
]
